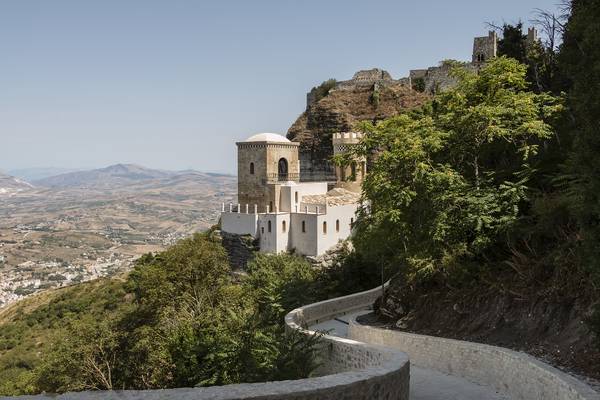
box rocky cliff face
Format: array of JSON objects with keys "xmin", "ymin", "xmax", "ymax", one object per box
[{"xmin": 287, "ymin": 74, "xmax": 429, "ymax": 181}]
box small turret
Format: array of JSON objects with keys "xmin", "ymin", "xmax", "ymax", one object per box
[
  {"xmin": 332, "ymin": 132, "xmax": 366, "ymax": 192},
  {"xmin": 527, "ymin": 27, "xmax": 539, "ymax": 47}
]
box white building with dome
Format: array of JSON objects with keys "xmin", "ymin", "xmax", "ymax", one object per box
[{"xmin": 220, "ymin": 132, "xmax": 365, "ymax": 256}]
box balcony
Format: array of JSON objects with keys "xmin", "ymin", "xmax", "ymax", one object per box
[{"xmin": 264, "ymin": 172, "xmax": 300, "ymax": 183}]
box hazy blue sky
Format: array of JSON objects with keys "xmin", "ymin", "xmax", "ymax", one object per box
[{"xmin": 1, "ymin": 0, "xmax": 560, "ymax": 174}]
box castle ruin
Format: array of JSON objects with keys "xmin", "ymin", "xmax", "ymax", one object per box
[{"xmin": 306, "ymin": 28, "xmax": 539, "ymax": 102}]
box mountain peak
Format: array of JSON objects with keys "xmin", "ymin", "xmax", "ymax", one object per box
[{"xmin": 33, "ymin": 164, "xmax": 172, "ymax": 188}]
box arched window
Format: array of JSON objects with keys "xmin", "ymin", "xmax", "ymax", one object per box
[
  {"xmin": 268, "ymin": 220, "xmax": 272, "ymax": 233},
  {"xmin": 350, "ymin": 218, "xmax": 354, "ymax": 227},
  {"xmin": 302, "ymin": 220, "xmax": 306, "ymax": 233},
  {"xmin": 269, "ymin": 201, "xmax": 273, "ymax": 212},
  {"xmin": 336, "ymin": 219, "xmax": 340, "ymax": 232},
  {"xmin": 351, "ymin": 162, "xmax": 357, "ymax": 181},
  {"xmin": 361, "ymin": 161, "xmax": 366, "ymax": 177},
  {"xmin": 278, "ymin": 158, "xmax": 288, "ymax": 180},
  {"xmin": 282, "ymin": 220, "xmax": 286, "ymax": 233},
  {"xmin": 323, "ymin": 221, "xmax": 327, "ymax": 234},
  {"xmin": 295, "ymin": 191, "xmax": 298, "ymax": 203},
  {"xmin": 261, "ymin": 227, "xmax": 264, "ymax": 234},
  {"xmin": 249, "ymin": 162, "xmax": 255, "ymax": 175}
]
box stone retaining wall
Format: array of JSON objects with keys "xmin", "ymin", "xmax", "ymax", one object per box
[
  {"xmin": 3, "ymin": 285, "xmax": 409, "ymax": 400},
  {"xmin": 349, "ymin": 322, "xmax": 600, "ymax": 400}
]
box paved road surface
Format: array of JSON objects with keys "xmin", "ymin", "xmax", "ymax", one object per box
[{"xmin": 310, "ymin": 311, "xmax": 509, "ymax": 400}]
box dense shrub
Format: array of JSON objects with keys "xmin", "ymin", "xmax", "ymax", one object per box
[{"xmin": 0, "ymin": 234, "xmax": 327, "ymax": 395}]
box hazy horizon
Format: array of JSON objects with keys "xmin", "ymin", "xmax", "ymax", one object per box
[
  {"xmin": 1, "ymin": 0, "xmax": 560, "ymax": 175},
  {"xmin": 4, "ymin": 163, "xmax": 235, "ymax": 177}
]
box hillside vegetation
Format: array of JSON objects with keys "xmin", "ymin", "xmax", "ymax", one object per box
[
  {"xmin": 0, "ymin": 233, "xmax": 377, "ymax": 395},
  {"xmin": 345, "ymin": 2, "xmax": 600, "ymax": 380}
]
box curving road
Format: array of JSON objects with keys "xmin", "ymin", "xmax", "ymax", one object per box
[{"xmin": 310, "ymin": 310, "xmax": 510, "ymax": 400}]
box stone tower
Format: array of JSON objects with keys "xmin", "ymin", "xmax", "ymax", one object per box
[
  {"xmin": 236, "ymin": 133, "xmax": 300, "ymax": 213},
  {"xmin": 472, "ymin": 31, "xmax": 498, "ymax": 64},
  {"xmin": 526, "ymin": 27, "xmax": 539, "ymax": 47},
  {"xmin": 332, "ymin": 132, "xmax": 366, "ymax": 192}
]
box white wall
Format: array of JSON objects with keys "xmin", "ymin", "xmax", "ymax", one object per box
[
  {"xmin": 258, "ymin": 213, "xmax": 290, "ymax": 253},
  {"xmin": 221, "ymin": 212, "xmax": 258, "ymax": 236},
  {"xmin": 227, "ymin": 194, "xmax": 357, "ymax": 257},
  {"xmin": 290, "ymin": 203, "xmax": 358, "ymax": 257},
  {"xmin": 290, "ymin": 213, "xmax": 319, "ymax": 256},
  {"xmin": 280, "ymin": 182, "xmax": 328, "ymax": 213},
  {"xmin": 316, "ymin": 204, "xmax": 358, "ymax": 255}
]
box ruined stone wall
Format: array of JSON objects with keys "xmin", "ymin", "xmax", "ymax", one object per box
[
  {"xmin": 334, "ymin": 68, "xmax": 396, "ymax": 92},
  {"xmin": 409, "ymin": 63, "xmax": 478, "ymax": 95}
]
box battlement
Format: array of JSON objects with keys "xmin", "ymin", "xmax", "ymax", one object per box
[{"xmin": 332, "ymin": 132, "xmax": 363, "ymax": 143}]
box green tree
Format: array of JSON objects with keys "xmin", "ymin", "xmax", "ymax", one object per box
[
  {"xmin": 559, "ymin": 0, "xmax": 600, "ymax": 280},
  {"xmin": 30, "ymin": 236, "xmax": 323, "ymax": 393},
  {"xmin": 309, "ymin": 79, "xmax": 337, "ymax": 103},
  {"xmin": 35, "ymin": 316, "xmax": 123, "ymax": 392},
  {"xmin": 496, "ymin": 22, "xmax": 566, "ymax": 93},
  {"xmin": 346, "ymin": 57, "xmax": 562, "ymax": 282},
  {"xmin": 498, "ymin": 22, "xmax": 527, "ymax": 62}
]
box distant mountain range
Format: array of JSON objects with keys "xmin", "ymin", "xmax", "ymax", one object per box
[
  {"xmin": 31, "ymin": 164, "xmax": 233, "ymax": 189},
  {"xmin": 8, "ymin": 167, "xmax": 82, "ymax": 182},
  {"xmin": 0, "ymin": 172, "xmax": 34, "ymax": 195}
]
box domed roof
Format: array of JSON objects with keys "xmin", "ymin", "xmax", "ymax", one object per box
[{"xmin": 244, "ymin": 132, "xmax": 290, "ymax": 143}]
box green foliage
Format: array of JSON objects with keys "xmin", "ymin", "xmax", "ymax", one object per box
[
  {"xmin": 370, "ymin": 86, "xmax": 380, "ymax": 108},
  {"xmin": 496, "ymin": 22, "xmax": 566, "ymax": 93},
  {"xmin": 412, "ymin": 77, "xmax": 425, "ymax": 93},
  {"xmin": 35, "ymin": 315, "xmax": 123, "ymax": 392},
  {"xmin": 310, "ymin": 79, "xmax": 336, "ymax": 103},
  {"xmin": 559, "ymin": 0, "xmax": 600, "ymax": 282},
  {"xmin": 346, "ymin": 57, "xmax": 562, "ymax": 283},
  {"xmin": 0, "ymin": 234, "xmax": 327, "ymax": 395},
  {"xmin": 0, "ymin": 278, "xmax": 128, "ymax": 395},
  {"xmin": 245, "ymin": 253, "xmax": 319, "ymax": 323},
  {"xmin": 498, "ymin": 22, "xmax": 528, "ymax": 62}
]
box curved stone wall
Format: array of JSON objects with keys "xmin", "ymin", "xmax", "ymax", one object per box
[
  {"xmin": 349, "ymin": 321, "xmax": 599, "ymax": 400},
  {"xmin": 3, "ymin": 284, "xmax": 409, "ymax": 400}
]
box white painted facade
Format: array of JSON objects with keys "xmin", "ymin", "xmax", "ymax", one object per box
[{"xmin": 220, "ymin": 132, "xmax": 363, "ymax": 257}]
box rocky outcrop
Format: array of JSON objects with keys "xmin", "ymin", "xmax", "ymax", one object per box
[
  {"xmin": 287, "ymin": 72, "xmax": 429, "ymax": 182},
  {"xmin": 218, "ymin": 231, "xmax": 259, "ymax": 270},
  {"xmin": 306, "ymin": 240, "xmax": 353, "ymax": 269}
]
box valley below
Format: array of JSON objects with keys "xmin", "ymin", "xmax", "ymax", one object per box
[{"xmin": 0, "ymin": 165, "xmax": 236, "ymax": 309}]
